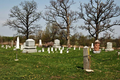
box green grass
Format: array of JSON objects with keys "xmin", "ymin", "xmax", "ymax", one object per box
[{"xmin": 0, "ymin": 46, "xmax": 120, "ymax": 80}]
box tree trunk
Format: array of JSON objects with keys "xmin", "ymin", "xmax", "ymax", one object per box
[
  {"xmin": 95, "ymin": 24, "xmax": 99, "ymax": 40},
  {"xmin": 67, "ymin": 16, "xmax": 70, "ymax": 47},
  {"xmin": 26, "ymin": 26, "xmax": 29, "ymax": 39},
  {"xmin": 67, "ymin": 31, "xmax": 70, "ymax": 47},
  {"xmin": 95, "ymin": 33, "xmax": 98, "ymax": 40}
]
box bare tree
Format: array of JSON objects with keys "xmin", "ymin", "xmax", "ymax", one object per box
[
  {"xmin": 43, "ymin": 0, "xmax": 78, "ymax": 46},
  {"xmin": 78, "ymin": 0, "xmax": 120, "ymax": 40},
  {"xmin": 4, "ymin": 0, "xmax": 41, "ymax": 39}
]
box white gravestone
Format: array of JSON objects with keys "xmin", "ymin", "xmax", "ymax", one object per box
[
  {"xmin": 16, "ymin": 37, "xmax": 19, "ymax": 49},
  {"xmin": 105, "ymin": 42, "xmax": 114, "ymax": 51},
  {"xmin": 60, "ymin": 50, "xmax": 62, "ymax": 54},
  {"xmin": 51, "ymin": 47, "xmax": 53, "ymax": 52},
  {"xmin": 22, "ymin": 39, "xmax": 37, "ymax": 53},
  {"xmin": 21, "ymin": 45, "xmax": 24, "ymax": 50},
  {"xmin": 53, "ymin": 39, "xmax": 61, "ymax": 48},
  {"xmin": 47, "ymin": 47, "xmax": 50, "ymax": 52},
  {"xmin": 79, "ymin": 47, "xmax": 80, "ymax": 50},
  {"xmin": 91, "ymin": 43, "xmax": 94, "ymax": 49},
  {"xmin": 55, "ymin": 48, "xmax": 57, "ymax": 51},
  {"xmin": 38, "ymin": 50, "xmax": 41, "ymax": 52},
  {"xmin": 42, "ymin": 48, "xmax": 44, "ymax": 52},
  {"xmin": 74, "ymin": 46, "xmax": 76, "ymax": 50},
  {"xmin": 67, "ymin": 49, "xmax": 69, "ymax": 53},
  {"xmin": 39, "ymin": 39, "xmax": 42, "ymax": 47}
]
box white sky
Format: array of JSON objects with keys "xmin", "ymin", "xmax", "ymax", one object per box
[{"xmin": 0, "ymin": 0, "xmax": 120, "ymax": 38}]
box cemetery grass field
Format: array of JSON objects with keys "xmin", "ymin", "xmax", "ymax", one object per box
[{"xmin": 0, "ymin": 46, "xmax": 120, "ymax": 80}]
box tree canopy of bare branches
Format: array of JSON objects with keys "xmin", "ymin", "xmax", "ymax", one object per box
[
  {"xmin": 4, "ymin": 0, "xmax": 41, "ymax": 39},
  {"xmin": 78, "ymin": 0, "xmax": 120, "ymax": 40},
  {"xmin": 43, "ymin": 0, "xmax": 78, "ymax": 46}
]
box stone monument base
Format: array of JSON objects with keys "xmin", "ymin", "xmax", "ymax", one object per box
[
  {"xmin": 22, "ymin": 47, "xmax": 37, "ymax": 53},
  {"xmin": 22, "ymin": 49, "xmax": 37, "ymax": 53},
  {"xmin": 93, "ymin": 49, "xmax": 101, "ymax": 54},
  {"xmin": 53, "ymin": 45, "xmax": 61, "ymax": 48},
  {"xmin": 105, "ymin": 49, "xmax": 114, "ymax": 51}
]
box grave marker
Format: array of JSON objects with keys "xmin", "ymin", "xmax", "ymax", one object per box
[
  {"xmin": 83, "ymin": 46, "xmax": 94, "ymax": 72},
  {"xmin": 16, "ymin": 37, "xmax": 19, "ymax": 49},
  {"xmin": 39, "ymin": 39, "xmax": 42, "ymax": 47},
  {"xmin": 53, "ymin": 39, "xmax": 61, "ymax": 48},
  {"xmin": 22, "ymin": 39, "xmax": 37, "ymax": 53},
  {"xmin": 93, "ymin": 40, "xmax": 101, "ymax": 53},
  {"xmin": 105, "ymin": 42, "xmax": 114, "ymax": 51}
]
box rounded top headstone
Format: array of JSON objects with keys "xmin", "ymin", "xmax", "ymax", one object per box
[
  {"xmin": 95, "ymin": 40, "xmax": 100, "ymax": 43},
  {"xmin": 26, "ymin": 39, "xmax": 34, "ymax": 41}
]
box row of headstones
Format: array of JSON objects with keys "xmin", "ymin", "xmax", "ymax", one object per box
[
  {"xmin": 1, "ymin": 45, "xmax": 12, "ymax": 49},
  {"xmin": 21, "ymin": 38, "xmax": 82, "ymax": 53},
  {"xmin": 90, "ymin": 40, "xmax": 114, "ymax": 53},
  {"xmin": 37, "ymin": 46, "xmax": 81, "ymax": 54}
]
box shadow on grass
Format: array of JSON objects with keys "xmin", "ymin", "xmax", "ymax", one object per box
[{"xmin": 76, "ymin": 66, "xmax": 84, "ymax": 70}]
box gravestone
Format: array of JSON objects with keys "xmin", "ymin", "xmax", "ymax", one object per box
[
  {"xmin": 74, "ymin": 46, "xmax": 76, "ymax": 50},
  {"xmin": 67, "ymin": 48, "xmax": 69, "ymax": 53},
  {"xmin": 16, "ymin": 37, "xmax": 19, "ymax": 49},
  {"xmin": 21, "ymin": 45, "xmax": 24, "ymax": 50},
  {"xmin": 53, "ymin": 39, "xmax": 61, "ymax": 48},
  {"xmin": 6, "ymin": 45, "xmax": 8, "ymax": 49},
  {"xmin": 22, "ymin": 39, "xmax": 37, "ymax": 53},
  {"xmin": 42, "ymin": 48, "xmax": 44, "ymax": 52},
  {"xmin": 60, "ymin": 49, "xmax": 63, "ymax": 54},
  {"xmin": 91, "ymin": 43, "xmax": 94, "ymax": 49},
  {"xmin": 39, "ymin": 39, "xmax": 42, "ymax": 47},
  {"xmin": 93, "ymin": 40, "xmax": 101, "ymax": 53},
  {"xmin": 47, "ymin": 47, "xmax": 50, "ymax": 52},
  {"xmin": 105, "ymin": 42, "xmax": 114, "ymax": 51},
  {"xmin": 83, "ymin": 46, "xmax": 94, "ymax": 72},
  {"xmin": 79, "ymin": 46, "xmax": 80, "ymax": 50},
  {"xmin": 83, "ymin": 46, "xmax": 90, "ymax": 70},
  {"xmin": 51, "ymin": 47, "xmax": 53, "ymax": 52}
]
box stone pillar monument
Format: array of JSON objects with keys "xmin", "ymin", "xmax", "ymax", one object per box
[
  {"xmin": 83, "ymin": 46, "xmax": 94, "ymax": 72},
  {"xmin": 39, "ymin": 39, "xmax": 42, "ymax": 47}
]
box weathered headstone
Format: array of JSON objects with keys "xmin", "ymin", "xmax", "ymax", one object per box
[
  {"xmin": 38, "ymin": 50, "xmax": 41, "ymax": 52},
  {"xmin": 93, "ymin": 40, "xmax": 101, "ymax": 53},
  {"xmin": 6, "ymin": 45, "xmax": 8, "ymax": 49},
  {"xmin": 51, "ymin": 47, "xmax": 53, "ymax": 52},
  {"xmin": 60, "ymin": 49, "xmax": 63, "ymax": 54},
  {"xmin": 22, "ymin": 39, "xmax": 37, "ymax": 53},
  {"xmin": 105, "ymin": 42, "xmax": 114, "ymax": 51},
  {"xmin": 21, "ymin": 45, "xmax": 24, "ymax": 50},
  {"xmin": 47, "ymin": 47, "xmax": 50, "ymax": 52},
  {"xmin": 48, "ymin": 50, "xmax": 50, "ymax": 53},
  {"xmin": 74, "ymin": 46, "xmax": 76, "ymax": 50},
  {"xmin": 55, "ymin": 48, "xmax": 57, "ymax": 51},
  {"xmin": 42, "ymin": 48, "xmax": 44, "ymax": 52},
  {"xmin": 91, "ymin": 43, "xmax": 94, "ymax": 49},
  {"xmin": 53, "ymin": 39, "xmax": 61, "ymax": 48},
  {"xmin": 83, "ymin": 46, "xmax": 90, "ymax": 70},
  {"xmin": 79, "ymin": 46, "xmax": 80, "ymax": 50},
  {"xmin": 39, "ymin": 39, "xmax": 42, "ymax": 47},
  {"xmin": 16, "ymin": 37, "xmax": 19, "ymax": 49},
  {"xmin": 67, "ymin": 48, "xmax": 69, "ymax": 53},
  {"xmin": 83, "ymin": 46, "xmax": 94, "ymax": 72}
]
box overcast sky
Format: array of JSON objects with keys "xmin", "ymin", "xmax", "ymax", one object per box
[{"xmin": 0, "ymin": 0, "xmax": 120, "ymax": 38}]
